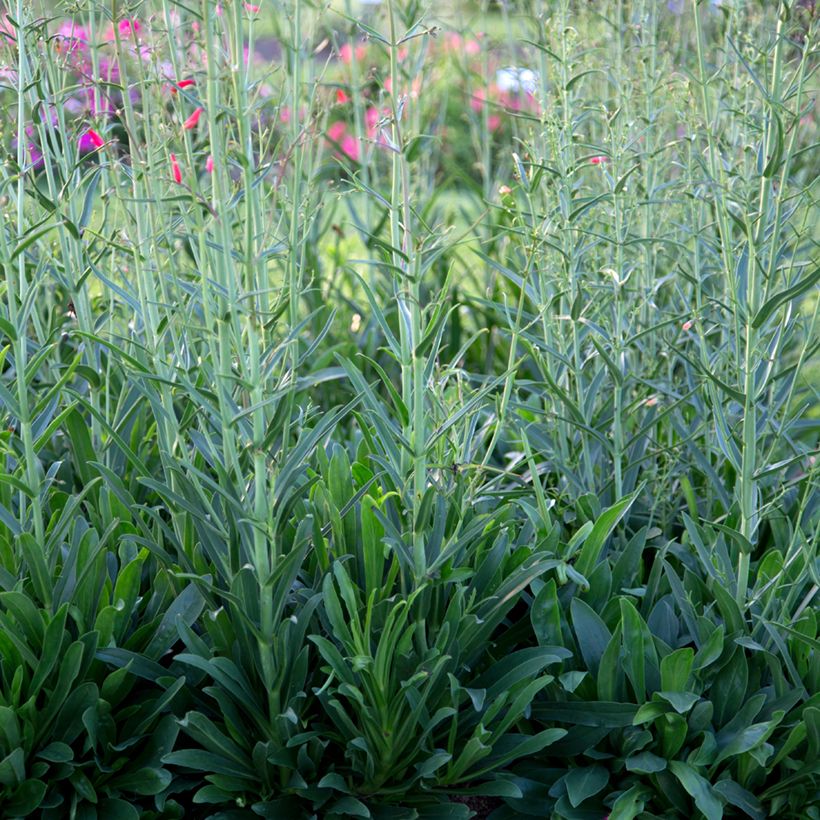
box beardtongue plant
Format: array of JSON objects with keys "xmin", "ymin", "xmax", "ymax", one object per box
[{"xmin": 0, "ymin": 0, "xmax": 817, "ymax": 818}]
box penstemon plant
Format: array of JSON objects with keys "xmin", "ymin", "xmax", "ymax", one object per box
[{"xmin": 0, "ymin": 0, "xmax": 816, "ymax": 817}]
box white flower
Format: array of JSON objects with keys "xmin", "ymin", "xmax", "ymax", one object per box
[{"xmin": 496, "ymin": 67, "xmax": 538, "ymax": 95}]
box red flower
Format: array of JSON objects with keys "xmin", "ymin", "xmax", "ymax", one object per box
[
  {"xmin": 205, "ymin": 154, "xmax": 214, "ymax": 174},
  {"xmin": 170, "ymin": 153, "xmax": 182, "ymax": 183},
  {"xmin": 171, "ymin": 78, "xmax": 196, "ymax": 93},
  {"xmin": 336, "ymin": 88, "xmax": 349, "ymax": 104},
  {"xmin": 87, "ymin": 129, "xmax": 104, "ymax": 148},
  {"xmin": 183, "ymin": 107, "xmax": 204, "ymax": 130},
  {"xmin": 590, "ymin": 155, "xmax": 608, "ymax": 165}
]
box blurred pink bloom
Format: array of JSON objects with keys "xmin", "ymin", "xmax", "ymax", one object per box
[
  {"xmin": 327, "ymin": 121, "xmax": 346, "ymax": 142},
  {"xmin": 340, "ymin": 135, "xmax": 359, "ymax": 160},
  {"xmin": 465, "ymin": 39, "xmax": 480, "ymax": 56},
  {"xmin": 0, "ymin": 14, "xmax": 17, "ymax": 45},
  {"xmin": 488, "ymin": 114, "xmax": 501, "ymax": 131},
  {"xmin": 336, "ymin": 88, "xmax": 349, "ymax": 104},
  {"xmin": 98, "ymin": 56, "xmax": 120, "ymax": 83},
  {"xmin": 339, "ymin": 42, "xmax": 367, "ymax": 64},
  {"xmin": 365, "ymin": 106, "xmax": 381, "ymax": 131},
  {"xmin": 183, "ymin": 107, "xmax": 204, "ymax": 130},
  {"xmin": 55, "ymin": 22, "xmax": 90, "ymax": 58},
  {"xmin": 471, "ymin": 86, "xmax": 495, "ymax": 113},
  {"xmin": 590, "ymin": 156, "xmax": 608, "ymax": 165},
  {"xmin": 280, "ymin": 106, "xmax": 291, "ymax": 123},
  {"xmin": 682, "ymin": 319, "xmax": 694, "ymax": 331},
  {"xmin": 27, "ymin": 142, "xmax": 44, "ymax": 170},
  {"xmin": 244, "ymin": 3, "xmax": 260, "ymax": 13},
  {"xmin": 205, "ymin": 154, "xmax": 214, "ymax": 173},
  {"xmin": 118, "ymin": 19, "xmax": 140, "ymax": 38},
  {"xmin": 397, "ymin": 46, "xmax": 408, "ymax": 62},
  {"xmin": 326, "ymin": 121, "xmax": 359, "ymax": 161},
  {"xmin": 170, "ymin": 153, "xmax": 182, "ymax": 183}
]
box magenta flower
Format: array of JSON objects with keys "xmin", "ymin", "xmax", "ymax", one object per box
[
  {"xmin": 78, "ymin": 128, "xmax": 105, "ymax": 153},
  {"xmin": 118, "ymin": 18, "xmax": 140, "ymax": 38}
]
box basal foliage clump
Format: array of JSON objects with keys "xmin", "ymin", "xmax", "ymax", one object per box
[{"xmin": 0, "ymin": 0, "xmax": 817, "ymax": 817}]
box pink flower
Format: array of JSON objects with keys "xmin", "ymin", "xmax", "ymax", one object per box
[
  {"xmin": 205, "ymin": 154, "xmax": 214, "ymax": 173},
  {"xmin": 365, "ymin": 106, "xmax": 381, "ymax": 131},
  {"xmin": 336, "ymin": 88, "xmax": 349, "ymax": 104},
  {"xmin": 470, "ymin": 87, "xmax": 487, "ymax": 112},
  {"xmin": 340, "ymin": 135, "xmax": 359, "ymax": 161},
  {"xmin": 590, "ymin": 156, "xmax": 608, "ymax": 165},
  {"xmin": 488, "ymin": 114, "xmax": 501, "ymax": 132},
  {"xmin": 465, "ymin": 39, "xmax": 480, "ymax": 56},
  {"xmin": 326, "ymin": 122, "xmax": 359, "ymax": 161},
  {"xmin": 327, "ymin": 121, "xmax": 347, "ymax": 142},
  {"xmin": 339, "ymin": 42, "xmax": 367, "ymax": 64},
  {"xmin": 244, "ymin": 3, "xmax": 260, "ymax": 13},
  {"xmin": 55, "ymin": 22, "xmax": 90, "ymax": 58},
  {"xmin": 170, "ymin": 153, "xmax": 182, "ymax": 184},
  {"xmin": 183, "ymin": 107, "xmax": 204, "ymax": 130},
  {"xmin": 280, "ymin": 106, "xmax": 291, "ymax": 123},
  {"xmin": 682, "ymin": 319, "xmax": 694, "ymax": 331},
  {"xmin": 27, "ymin": 142, "xmax": 44, "ymax": 171},
  {"xmin": 118, "ymin": 19, "xmax": 140, "ymax": 38},
  {"xmin": 0, "ymin": 14, "xmax": 17, "ymax": 45}
]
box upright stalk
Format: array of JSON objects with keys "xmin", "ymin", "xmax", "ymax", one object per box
[{"xmin": 386, "ymin": 0, "xmax": 425, "ymax": 582}]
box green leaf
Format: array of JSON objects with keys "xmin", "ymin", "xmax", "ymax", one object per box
[
  {"xmin": 564, "ymin": 764, "xmax": 608, "ymax": 808},
  {"xmin": 614, "ymin": 163, "xmax": 641, "ymax": 194},
  {"xmin": 656, "ymin": 691, "xmax": 700, "ymax": 713},
  {"xmin": 669, "ymin": 761, "xmax": 723, "ymax": 820},
  {"xmin": 531, "ymin": 579, "xmax": 563, "ymax": 648},
  {"xmin": 533, "ymin": 701, "xmax": 637, "ymax": 727},
  {"xmin": 609, "ymin": 784, "xmax": 649, "ymax": 820},
  {"xmin": 661, "ymin": 648, "xmax": 694, "ymax": 691},
  {"xmin": 5, "ymin": 779, "xmax": 47, "ymax": 815},
  {"xmin": 575, "ymin": 489, "xmax": 641, "ymax": 579},
  {"xmin": 570, "ymin": 598, "xmax": 611, "ymax": 676},
  {"xmin": 625, "ymin": 750, "xmax": 667, "ymax": 774},
  {"xmin": 113, "ymin": 767, "xmax": 173, "ymax": 796},
  {"xmin": 620, "ymin": 598, "xmax": 658, "ymax": 704},
  {"xmin": 752, "ymin": 267, "xmax": 820, "ymax": 328},
  {"xmin": 713, "ymin": 779, "xmax": 764, "ymax": 820}
]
